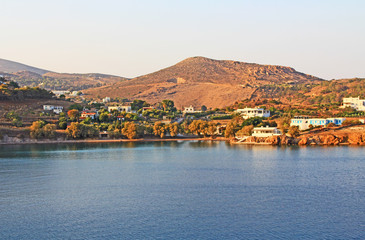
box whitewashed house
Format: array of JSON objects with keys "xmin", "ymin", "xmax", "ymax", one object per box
[
  {"xmin": 80, "ymin": 111, "xmax": 99, "ymax": 120},
  {"xmin": 183, "ymin": 105, "xmax": 201, "ymax": 114},
  {"xmin": 341, "ymin": 97, "xmax": 365, "ymax": 111},
  {"xmin": 103, "ymin": 97, "xmax": 111, "ymax": 103},
  {"xmin": 235, "ymin": 107, "xmax": 270, "ymax": 119},
  {"xmin": 107, "ymin": 105, "xmax": 132, "ymax": 113},
  {"xmin": 252, "ymin": 126, "xmax": 282, "ymax": 137},
  {"xmin": 43, "ymin": 105, "xmax": 63, "ymax": 114},
  {"xmin": 290, "ymin": 116, "xmax": 346, "ymax": 130}
]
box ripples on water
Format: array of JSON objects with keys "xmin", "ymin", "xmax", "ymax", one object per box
[{"xmin": 0, "ymin": 142, "xmax": 364, "ymax": 239}]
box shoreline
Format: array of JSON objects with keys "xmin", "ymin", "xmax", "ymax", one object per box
[{"xmin": 0, "ymin": 137, "xmax": 229, "ymax": 145}]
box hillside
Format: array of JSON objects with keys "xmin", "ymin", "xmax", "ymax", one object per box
[
  {"xmin": 252, "ymin": 77, "xmax": 365, "ymax": 106},
  {"xmin": 84, "ymin": 56, "xmax": 323, "ymax": 108},
  {"xmin": 0, "ymin": 58, "xmax": 128, "ymax": 90},
  {"xmin": 0, "ymin": 58, "xmax": 49, "ymax": 75}
]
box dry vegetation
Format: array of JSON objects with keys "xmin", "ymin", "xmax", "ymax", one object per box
[{"xmin": 84, "ymin": 56, "xmax": 322, "ymax": 108}]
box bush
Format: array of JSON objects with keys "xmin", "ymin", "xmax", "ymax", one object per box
[
  {"xmin": 12, "ymin": 119, "xmax": 23, "ymax": 127},
  {"xmin": 235, "ymin": 125, "xmax": 254, "ymax": 137},
  {"xmin": 59, "ymin": 121, "xmax": 67, "ymax": 130},
  {"xmin": 288, "ymin": 126, "xmax": 300, "ymax": 137},
  {"xmin": 66, "ymin": 122, "xmax": 98, "ymax": 139},
  {"xmin": 30, "ymin": 121, "xmax": 55, "ymax": 139}
]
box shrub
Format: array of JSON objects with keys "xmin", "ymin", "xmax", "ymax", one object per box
[{"xmin": 288, "ymin": 126, "xmax": 300, "ymax": 137}]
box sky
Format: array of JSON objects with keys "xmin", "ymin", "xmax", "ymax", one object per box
[{"xmin": 1, "ymin": 0, "xmax": 364, "ymax": 80}]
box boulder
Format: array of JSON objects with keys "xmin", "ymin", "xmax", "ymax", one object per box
[
  {"xmin": 348, "ymin": 133, "xmax": 362, "ymax": 145},
  {"xmin": 298, "ymin": 137, "xmax": 308, "ymax": 145},
  {"xmin": 265, "ymin": 135, "xmax": 280, "ymax": 145},
  {"xmin": 322, "ymin": 134, "xmax": 336, "ymax": 145},
  {"xmin": 245, "ymin": 136, "xmax": 257, "ymax": 143}
]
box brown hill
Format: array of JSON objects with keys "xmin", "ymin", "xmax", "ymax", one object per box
[{"xmin": 84, "ymin": 56, "xmax": 323, "ymax": 108}]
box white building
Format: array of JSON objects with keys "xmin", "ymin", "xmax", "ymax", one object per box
[
  {"xmin": 252, "ymin": 126, "xmax": 282, "ymax": 138},
  {"xmin": 183, "ymin": 105, "xmax": 201, "ymax": 114},
  {"xmin": 52, "ymin": 90, "xmax": 69, "ymax": 97},
  {"xmin": 341, "ymin": 97, "xmax": 365, "ymax": 111},
  {"xmin": 103, "ymin": 97, "xmax": 111, "ymax": 103},
  {"xmin": 108, "ymin": 105, "xmax": 132, "ymax": 113},
  {"xmin": 235, "ymin": 107, "xmax": 270, "ymax": 119},
  {"xmin": 290, "ymin": 116, "xmax": 346, "ymax": 130},
  {"xmin": 80, "ymin": 111, "xmax": 99, "ymax": 120},
  {"xmin": 43, "ymin": 105, "xmax": 63, "ymax": 114}
]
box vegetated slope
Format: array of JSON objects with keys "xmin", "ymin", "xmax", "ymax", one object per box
[
  {"xmin": 254, "ymin": 77, "xmax": 365, "ymax": 106},
  {"xmin": 0, "ymin": 58, "xmax": 128, "ymax": 91},
  {"xmin": 84, "ymin": 56, "xmax": 323, "ymax": 108},
  {"xmin": 0, "ymin": 58, "xmax": 49, "ymax": 75}
]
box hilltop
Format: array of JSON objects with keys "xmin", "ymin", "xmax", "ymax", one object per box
[
  {"xmin": 0, "ymin": 58, "xmax": 128, "ymax": 91},
  {"xmin": 0, "ymin": 58, "xmax": 49, "ymax": 75},
  {"xmin": 84, "ymin": 56, "xmax": 323, "ymax": 108}
]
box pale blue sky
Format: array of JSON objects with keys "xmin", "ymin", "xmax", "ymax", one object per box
[{"xmin": 1, "ymin": 0, "xmax": 364, "ymax": 79}]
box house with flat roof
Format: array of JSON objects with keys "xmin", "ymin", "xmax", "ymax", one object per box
[
  {"xmin": 235, "ymin": 107, "xmax": 270, "ymax": 119},
  {"xmin": 80, "ymin": 111, "xmax": 99, "ymax": 120},
  {"xmin": 252, "ymin": 126, "xmax": 282, "ymax": 138},
  {"xmin": 108, "ymin": 105, "xmax": 132, "ymax": 113},
  {"xmin": 43, "ymin": 105, "xmax": 63, "ymax": 114},
  {"xmin": 183, "ymin": 105, "xmax": 201, "ymax": 114},
  {"xmin": 290, "ymin": 116, "xmax": 346, "ymax": 130},
  {"xmin": 341, "ymin": 97, "xmax": 365, "ymax": 111}
]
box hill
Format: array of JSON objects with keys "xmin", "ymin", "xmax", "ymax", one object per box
[
  {"xmin": 0, "ymin": 58, "xmax": 49, "ymax": 75},
  {"xmin": 84, "ymin": 56, "xmax": 323, "ymax": 108},
  {"xmin": 0, "ymin": 58, "xmax": 128, "ymax": 91}
]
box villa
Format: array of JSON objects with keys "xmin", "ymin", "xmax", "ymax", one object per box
[
  {"xmin": 108, "ymin": 105, "xmax": 132, "ymax": 113},
  {"xmin": 290, "ymin": 116, "xmax": 346, "ymax": 130},
  {"xmin": 235, "ymin": 107, "xmax": 270, "ymax": 119},
  {"xmin": 341, "ymin": 97, "xmax": 365, "ymax": 111},
  {"xmin": 80, "ymin": 111, "xmax": 99, "ymax": 120},
  {"xmin": 183, "ymin": 105, "xmax": 201, "ymax": 114},
  {"xmin": 252, "ymin": 126, "xmax": 282, "ymax": 138}
]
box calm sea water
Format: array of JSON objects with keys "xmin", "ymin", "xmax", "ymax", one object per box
[{"xmin": 0, "ymin": 141, "xmax": 364, "ymax": 239}]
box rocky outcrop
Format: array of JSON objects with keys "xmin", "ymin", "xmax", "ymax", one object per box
[
  {"xmin": 265, "ymin": 135, "xmax": 280, "ymax": 145},
  {"xmin": 232, "ymin": 132, "xmax": 365, "ymax": 146}
]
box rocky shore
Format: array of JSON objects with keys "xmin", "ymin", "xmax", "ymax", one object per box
[{"xmin": 231, "ymin": 126, "xmax": 365, "ymax": 146}]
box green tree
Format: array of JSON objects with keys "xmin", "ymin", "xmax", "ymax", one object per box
[
  {"xmin": 224, "ymin": 121, "xmax": 236, "ymax": 138},
  {"xmin": 43, "ymin": 124, "xmax": 56, "ymax": 138},
  {"xmin": 67, "ymin": 109, "xmax": 79, "ymax": 121},
  {"xmin": 29, "ymin": 120, "xmax": 45, "ymax": 139},
  {"xmin": 288, "ymin": 126, "xmax": 300, "ymax": 137},
  {"xmin": 235, "ymin": 125, "xmax": 254, "ymax": 137},
  {"xmin": 99, "ymin": 112, "xmax": 109, "ymax": 122},
  {"xmin": 68, "ymin": 103, "xmax": 83, "ymax": 111},
  {"xmin": 59, "ymin": 121, "xmax": 67, "ymax": 129},
  {"xmin": 154, "ymin": 121, "xmax": 167, "ymax": 138},
  {"xmin": 161, "ymin": 99, "xmax": 176, "ymax": 112},
  {"xmin": 131, "ymin": 100, "xmax": 149, "ymax": 111},
  {"xmin": 168, "ymin": 123, "xmax": 179, "ymax": 137},
  {"xmin": 122, "ymin": 122, "xmax": 138, "ymax": 139}
]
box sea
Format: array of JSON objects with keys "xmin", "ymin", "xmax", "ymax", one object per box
[{"xmin": 0, "ymin": 141, "xmax": 364, "ymax": 239}]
